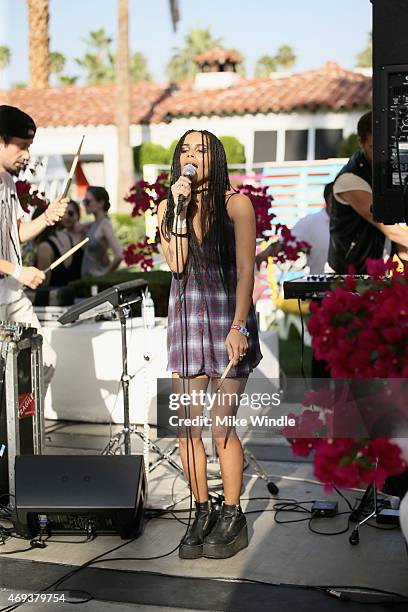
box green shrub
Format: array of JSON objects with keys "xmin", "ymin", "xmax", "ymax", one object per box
[
  {"xmin": 219, "ymin": 136, "xmax": 246, "ymax": 164},
  {"xmin": 337, "ymin": 133, "xmax": 359, "ymax": 158},
  {"xmin": 168, "ymin": 139, "xmax": 179, "ymax": 164},
  {"xmin": 72, "ymin": 269, "xmax": 172, "ymax": 317},
  {"xmin": 110, "ymin": 213, "xmax": 146, "ymax": 248},
  {"xmin": 133, "ymin": 142, "xmax": 170, "ymax": 174}
]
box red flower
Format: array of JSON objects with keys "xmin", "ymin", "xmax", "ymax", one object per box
[
  {"xmin": 300, "ymin": 261, "xmax": 408, "ymax": 489},
  {"xmin": 123, "ymin": 239, "xmax": 159, "ymax": 271},
  {"xmin": 314, "ymin": 439, "xmax": 362, "ymax": 491},
  {"xmin": 124, "ymin": 174, "xmax": 310, "ymax": 271},
  {"xmin": 15, "ymin": 179, "xmax": 47, "ymax": 213}
]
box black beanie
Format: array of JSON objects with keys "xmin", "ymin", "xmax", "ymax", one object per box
[{"xmin": 0, "ymin": 105, "xmax": 36, "ymax": 139}]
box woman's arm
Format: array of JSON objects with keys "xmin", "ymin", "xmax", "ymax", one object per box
[
  {"xmin": 157, "ymin": 199, "xmax": 189, "ymax": 273},
  {"xmin": 224, "ymin": 193, "xmax": 257, "ymax": 365},
  {"xmin": 101, "ymin": 219, "xmax": 123, "ymax": 273},
  {"xmin": 19, "ymin": 197, "xmax": 68, "ymax": 243}
]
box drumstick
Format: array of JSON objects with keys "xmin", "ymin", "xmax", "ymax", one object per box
[
  {"xmin": 214, "ymin": 358, "xmax": 235, "ymax": 393},
  {"xmin": 44, "ymin": 238, "xmax": 89, "ymax": 273},
  {"xmin": 61, "ymin": 135, "xmax": 85, "ymax": 198}
]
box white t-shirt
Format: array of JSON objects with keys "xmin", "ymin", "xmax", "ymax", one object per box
[
  {"xmin": 333, "ymin": 173, "xmax": 372, "ymax": 204},
  {"xmin": 333, "ymin": 172, "xmax": 391, "ymax": 257},
  {"xmin": 292, "ymin": 208, "xmax": 330, "ymax": 274},
  {"xmin": 0, "ymin": 172, "xmax": 24, "ymax": 304}
]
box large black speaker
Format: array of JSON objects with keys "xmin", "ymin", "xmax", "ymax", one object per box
[
  {"xmin": 14, "ymin": 455, "xmax": 147, "ymax": 539},
  {"xmin": 373, "ymin": 0, "xmax": 408, "ymax": 223}
]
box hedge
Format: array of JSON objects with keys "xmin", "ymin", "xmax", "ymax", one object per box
[
  {"xmin": 71, "ymin": 269, "xmax": 172, "ymax": 317},
  {"xmin": 133, "ymin": 142, "xmax": 170, "ymax": 174}
]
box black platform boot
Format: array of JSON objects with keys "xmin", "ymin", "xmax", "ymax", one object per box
[
  {"xmin": 203, "ymin": 503, "xmax": 248, "ymax": 559},
  {"xmin": 179, "ymin": 501, "xmax": 218, "ymax": 559}
]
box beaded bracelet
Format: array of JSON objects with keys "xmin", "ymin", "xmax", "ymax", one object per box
[{"xmin": 230, "ymin": 324, "xmax": 250, "ymax": 337}]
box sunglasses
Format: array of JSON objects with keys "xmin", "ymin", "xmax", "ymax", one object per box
[
  {"xmin": 83, "ymin": 198, "xmax": 91, "ymax": 206},
  {"xmin": 66, "ymin": 210, "xmax": 75, "ymax": 217}
]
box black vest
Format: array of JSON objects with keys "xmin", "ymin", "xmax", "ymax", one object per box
[{"xmin": 328, "ymin": 150, "xmax": 385, "ymax": 274}]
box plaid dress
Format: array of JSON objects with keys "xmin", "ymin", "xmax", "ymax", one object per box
[{"xmin": 167, "ymin": 211, "xmax": 262, "ymax": 378}]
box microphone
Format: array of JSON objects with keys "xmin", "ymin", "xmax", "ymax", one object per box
[{"xmin": 176, "ymin": 164, "xmax": 197, "ymax": 215}]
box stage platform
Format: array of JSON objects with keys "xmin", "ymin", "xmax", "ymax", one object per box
[{"xmin": 0, "ymin": 421, "xmax": 407, "ymax": 611}]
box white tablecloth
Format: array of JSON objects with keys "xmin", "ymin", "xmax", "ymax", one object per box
[{"xmin": 43, "ymin": 317, "xmax": 279, "ymax": 424}]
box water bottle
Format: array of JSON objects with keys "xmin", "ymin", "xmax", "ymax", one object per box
[{"xmin": 142, "ymin": 290, "xmax": 155, "ymax": 329}]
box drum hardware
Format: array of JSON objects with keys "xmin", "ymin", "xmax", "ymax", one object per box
[{"xmin": 0, "ymin": 322, "xmax": 44, "ymax": 504}]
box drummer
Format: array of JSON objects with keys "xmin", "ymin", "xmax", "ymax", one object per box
[{"xmin": 0, "ymin": 105, "xmax": 68, "ymax": 387}]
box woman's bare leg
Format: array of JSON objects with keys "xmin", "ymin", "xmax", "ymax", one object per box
[
  {"xmin": 210, "ymin": 377, "xmax": 248, "ymax": 505},
  {"xmin": 173, "ymin": 373, "xmax": 209, "ymax": 502}
]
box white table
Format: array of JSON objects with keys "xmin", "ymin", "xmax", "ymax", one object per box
[{"xmin": 42, "ymin": 317, "xmax": 279, "ymax": 424}]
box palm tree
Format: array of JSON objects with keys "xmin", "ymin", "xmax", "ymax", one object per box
[
  {"xmin": 0, "ymin": 46, "xmax": 11, "ymax": 88},
  {"xmin": 274, "ymin": 45, "xmax": 296, "ymax": 70},
  {"xmin": 356, "ymin": 33, "xmax": 372, "ymax": 68},
  {"xmin": 50, "ymin": 52, "xmax": 79, "ymax": 87},
  {"xmin": 76, "ymin": 27, "xmax": 115, "ymax": 84},
  {"xmin": 0, "ymin": 46, "xmax": 11, "ymax": 71},
  {"xmin": 116, "ymin": 0, "xmax": 133, "ymax": 211},
  {"xmin": 130, "ymin": 51, "xmax": 152, "ymax": 82},
  {"xmin": 255, "ymin": 55, "xmax": 277, "ymax": 78},
  {"xmin": 87, "ymin": 28, "xmax": 113, "ymax": 55},
  {"xmin": 166, "ymin": 26, "xmax": 222, "ymax": 82},
  {"xmin": 27, "ymin": 0, "xmax": 50, "ymax": 87},
  {"xmin": 59, "ymin": 75, "xmax": 79, "ymax": 86},
  {"xmin": 50, "ymin": 51, "xmax": 65, "ymax": 75}
]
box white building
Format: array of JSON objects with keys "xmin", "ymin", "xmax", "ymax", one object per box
[{"xmin": 0, "ymin": 56, "xmax": 371, "ymax": 211}]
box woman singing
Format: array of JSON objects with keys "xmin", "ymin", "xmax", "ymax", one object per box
[{"xmin": 158, "ymin": 130, "xmax": 262, "ymax": 559}]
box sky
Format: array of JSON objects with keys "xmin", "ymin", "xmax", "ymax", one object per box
[{"xmin": 0, "ymin": 0, "xmax": 372, "ymax": 86}]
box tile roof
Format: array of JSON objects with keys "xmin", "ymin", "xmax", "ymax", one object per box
[
  {"xmin": 0, "ymin": 62, "xmax": 371, "ymax": 127},
  {"xmin": 0, "ymin": 82, "xmax": 170, "ymax": 127},
  {"xmin": 153, "ymin": 62, "xmax": 372, "ymax": 122}
]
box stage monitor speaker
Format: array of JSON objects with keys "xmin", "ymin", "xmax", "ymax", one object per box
[
  {"xmin": 14, "ymin": 455, "xmax": 147, "ymax": 539},
  {"xmin": 373, "ymin": 0, "xmax": 408, "ymax": 223}
]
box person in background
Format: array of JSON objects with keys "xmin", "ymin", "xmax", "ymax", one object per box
[
  {"xmin": 256, "ymin": 182, "xmax": 333, "ymax": 274},
  {"xmin": 329, "ymin": 110, "xmax": 408, "ymax": 272},
  {"xmin": 81, "ymin": 186, "xmax": 123, "ymax": 278},
  {"xmin": 35, "ymin": 221, "xmax": 70, "ymax": 287},
  {"xmin": 60, "ymin": 200, "xmax": 85, "ymax": 282}
]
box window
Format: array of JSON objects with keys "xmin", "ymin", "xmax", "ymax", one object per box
[
  {"xmin": 315, "ymin": 129, "xmax": 343, "ymax": 159},
  {"xmin": 284, "ymin": 130, "xmax": 308, "ymax": 161},
  {"xmin": 253, "ymin": 131, "xmax": 277, "ymax": 163}
]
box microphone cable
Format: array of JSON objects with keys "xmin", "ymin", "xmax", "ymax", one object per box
[{"xmin": 173, "ymin": 191, "xmax": 198, "ymax": 549}]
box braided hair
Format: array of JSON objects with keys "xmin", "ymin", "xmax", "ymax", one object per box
[{"xmin": 162, "ymin": 130, "xmax": 234, "ymax": 292}]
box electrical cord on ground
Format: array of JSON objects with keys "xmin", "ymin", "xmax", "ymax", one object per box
[
  {"xmin": 308, "ymin": 513, "xmax": 352, "ymax": 536},
  {"xmin": 0, "ymin": 523, "xmax": 182, "ymax": 612},
  {"xmin": 1, "ymin": 495, "xmax": 403, "ymax": 610},
  {"xmin": 333, "ymin": 487, "xmax": 353, "ymax": 511}
]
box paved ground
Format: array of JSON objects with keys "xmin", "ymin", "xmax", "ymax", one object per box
[{"xmin": 0, "ymin": 421, "xmax": 407, "ymax": 611}]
